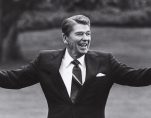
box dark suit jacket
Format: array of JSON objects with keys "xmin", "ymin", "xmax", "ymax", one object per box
[{"xmin": 0, "ymin": 49, "xmax": 151, "ymax": 118}]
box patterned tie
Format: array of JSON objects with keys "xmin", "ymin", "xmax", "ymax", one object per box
[{"xmin": 70, "ymin": 60, "xmax": 82, "ymax": 103}]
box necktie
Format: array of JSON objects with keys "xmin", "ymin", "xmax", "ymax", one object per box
[{"xmin": 70, "ymin": 60, "xmax": 82, "ymax": 103}]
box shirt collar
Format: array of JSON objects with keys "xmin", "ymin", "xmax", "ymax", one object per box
[{"xmin": 63, "ymin": 49, "xmax": 85, "ymax": 67}]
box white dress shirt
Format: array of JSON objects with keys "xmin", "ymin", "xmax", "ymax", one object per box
[{"xmin": 59, "ymin": 49, "xmax": 86, "ymax": 97}]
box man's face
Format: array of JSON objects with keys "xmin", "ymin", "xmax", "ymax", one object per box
[{"xmin": 64, "ymin": 23, "xmax": 91, "ymax": 58}]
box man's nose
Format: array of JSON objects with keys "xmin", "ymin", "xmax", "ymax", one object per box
[{"xmin": 82, "ymin": 33, "xmax": 90, "ymax": 41}]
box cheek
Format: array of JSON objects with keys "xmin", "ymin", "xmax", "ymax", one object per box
[{"xmin": 68, "ymin": 41, "xmax": 77, "ymax": 49}]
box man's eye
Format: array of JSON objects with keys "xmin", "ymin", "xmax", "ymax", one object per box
[
  {"xmin": 75, "ymin": 32, "xmax": 91, "ymax": 36},
  {"xmin": 86, "ymin": 32, "xmax": 91, "ymax": 36},
  {"xmin": 76, "ymin": 32, "xmax": 84, "ymax": 36}
]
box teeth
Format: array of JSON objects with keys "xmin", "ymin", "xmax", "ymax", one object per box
[{"xmin": 80, "ymin": 44, "xmax": 87, "ymax": 47}]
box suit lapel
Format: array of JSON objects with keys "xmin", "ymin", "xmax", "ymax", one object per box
[
  {"xmin": 75, "ymin": 51, "xmax": 100, "ymax": 103},
  {"xmin": 42, "ymin": 49, "xmax": 71, "ymax": 102},
  {"xmin": 85, "ymin": 52, "xmax": 99, "ymax": 82}
]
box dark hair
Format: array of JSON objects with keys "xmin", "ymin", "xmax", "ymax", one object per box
[{"xmin": 61, "ymin": 15, "xmax": 90, "ymax": 36}]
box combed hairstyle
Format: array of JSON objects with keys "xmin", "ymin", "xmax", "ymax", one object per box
[{"xmin": 61, "ymin": 15, "xmax": 90, "ymax": 36}]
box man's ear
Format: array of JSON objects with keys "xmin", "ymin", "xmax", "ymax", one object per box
[{"xmin": 62, "ymin": 33, "xmax": 68, "ymax": 44}]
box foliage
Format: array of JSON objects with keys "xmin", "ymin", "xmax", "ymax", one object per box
[
  {"xmin": 3, "ymin": 0, "xmax": 151, "ymax": 32},
  {"xmin": 17, "ymin": 7, "xmax": 151, "ymax": 32},
  {"xmin": 2, "ymin": 0, "xmax": 43, "ymax": 37},
  {"xmin": 47, "ymin": 0, "xmax": 151, "ymax": 11}
]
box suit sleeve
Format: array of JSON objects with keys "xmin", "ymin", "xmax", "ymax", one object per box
[
  {"xmin": 109, "ymin": 54, "xmax": 151, "ymax": 86},
  {"xmin": 0, "ymin": 55, "xmax": 40, "ymax": 89}
]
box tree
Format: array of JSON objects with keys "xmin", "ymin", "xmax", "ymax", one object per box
[
  {"xmin": 0, "ymin": 0, "xmax": 2, "ymax": 61},
  {"xmin": 0, "ymin": 1, "xmax": 1, "ymax": 39},
  {"xmin": 1, "ymin": 0, "xmax": 43, "ymax": 62}
]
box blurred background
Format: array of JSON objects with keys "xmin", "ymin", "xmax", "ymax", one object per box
[{"xmin": 1, "ymin": 0, "xmax": 151, "ymax": 118}]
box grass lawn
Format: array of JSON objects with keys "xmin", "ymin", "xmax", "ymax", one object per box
[{"xmin": 0, "ymin": 27, "xmax": 151, "ymax": 118}]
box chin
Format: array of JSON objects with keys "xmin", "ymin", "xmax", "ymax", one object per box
[{"xmin": 79, "ymin": 50, "xmax": 88, "ymax": 55}]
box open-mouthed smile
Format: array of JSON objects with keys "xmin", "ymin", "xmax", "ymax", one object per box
[{"xmin": 78, "ymin": 41, "xmax": 89, "ymax": 49}]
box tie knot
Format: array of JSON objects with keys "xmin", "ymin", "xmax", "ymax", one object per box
[{"xmin": 71, "ymin": 60, "xmax": 80, "ymax": 67}]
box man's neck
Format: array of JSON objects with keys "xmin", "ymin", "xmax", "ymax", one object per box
[{"xmin": 63, "ymin": 49, "xmax": 85, "ymax": 67}]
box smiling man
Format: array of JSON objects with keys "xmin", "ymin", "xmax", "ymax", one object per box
[
  {"xmin": 62, "ymin": 15, "xmax": 91, "ymax": 59},
  {"xmin": 0, "ymin": 15, "xmax": 151, "ymax": 118}
]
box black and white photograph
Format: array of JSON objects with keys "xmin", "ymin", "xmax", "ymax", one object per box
[{"xmin": 1, "ymin": 0, "xmax": 151, "ymax": 118}]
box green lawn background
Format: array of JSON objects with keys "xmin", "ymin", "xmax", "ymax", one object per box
[{"xmin": 0, "ymin": 27, "xmax": 151, "ymax": 118}]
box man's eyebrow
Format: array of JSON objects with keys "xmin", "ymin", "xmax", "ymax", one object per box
[
  {"xmin": 75, "ymin": 30, "xmax": 91, "ymax": 33},
  {"xmin": 75, "ymin": 31, "xmax": 84, "ymax": 34}
]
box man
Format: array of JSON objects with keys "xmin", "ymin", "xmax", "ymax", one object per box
[{"xmin": 0, "ymin": 15, "xmax": 151, "ymax": 118}]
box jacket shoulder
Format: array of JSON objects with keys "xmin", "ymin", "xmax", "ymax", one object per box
[
  {"xmin": 86, "ymin": 50, "xmax": 113, "ymax": 64},
  {"xmin": 87, "ymin": 50, "xmax": 112, "ymax": 57},
  {"xmin": 39, "ymin": 49, "xmax": 63, "ymax": 55},
  {"xmin": 35, "ymin": 49, "xmax": 64, "ymax": 63}
]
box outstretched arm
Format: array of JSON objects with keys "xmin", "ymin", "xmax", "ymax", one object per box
[
  {"xmin": 109, "ymin": 54, "xmax": 151, "ymax": 86},
  {"xmin": 0, "ymin": 57, "xmax": 40, "ymax": 89}
]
